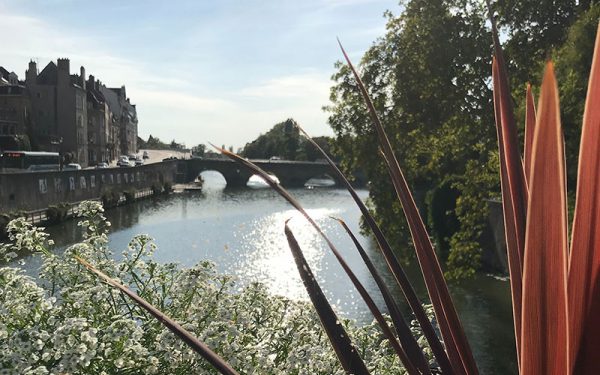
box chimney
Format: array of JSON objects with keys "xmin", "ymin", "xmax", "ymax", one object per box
[
  {"xmin": 88, "ymin": 74, "xmax": 95, "ymax": 88},
  {"xmin": 26, "ymin": 60, "xmax": 37, "ymax": 84},
  {"xmin": 57, "ymin": 58, "xmax": 70, "ymax": 86},
  {"xmin": 80, "ymin": 66, "xmax": 86, "ymax": 89}
]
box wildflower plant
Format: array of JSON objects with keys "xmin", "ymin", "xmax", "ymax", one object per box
[{"xmin": 0, "ymin": 201, "xmax": 428, "ymax": 374}]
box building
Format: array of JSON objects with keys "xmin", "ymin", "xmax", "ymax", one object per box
[
  {"xmin": 26, "ymin": 59, "xmax": 89, "ymax": 165},
  {"xmin": 0, "ymin": 58, "xmax": 142, "ymax": 166},
  {"xmin": 0, "ymin": 69, "xmax": 33, "ymax": 151},
  {"xmin": 100, "ymin": 85, "xmax": 137, "ymax": 156}
]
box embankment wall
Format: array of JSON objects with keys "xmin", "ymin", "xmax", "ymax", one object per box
[{"xmin": 0, "ymin": 161, "xmax": 178, "ymax": 212}]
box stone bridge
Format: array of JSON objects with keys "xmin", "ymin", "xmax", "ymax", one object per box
[{"xmin": 179, "ymin": 158, "xmax": 364, "ymax": 188}]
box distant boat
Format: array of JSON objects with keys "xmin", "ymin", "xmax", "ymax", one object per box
[{"xmin": 305, "ymin": 175, "xmax": 336, "ymax": 188}]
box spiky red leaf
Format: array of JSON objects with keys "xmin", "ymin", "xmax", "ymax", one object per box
[
  {"xmin": 284, "ymin": 224, "xmax": 371, "ymax": 375},
  {"xmin": 297, "ymin": 125, "xmax": 453, "ymax": 374},
  {"xmin": 568, "ymin": 23, "xmax": 600, "ymax": 374},
  {"xmin": 520, "ymin": 62, "xmax": 568, "ymax": 375},
  {"xmin": 338, "ymin": 40, "xmax": 478, "ymax": 375},
  {"xmin": 524, "ymin": 83, "xmax": 537, "ymax": 185},
  {"xmin": 492, "ymin": 58, "xmax": 523, "ymax": 363}
]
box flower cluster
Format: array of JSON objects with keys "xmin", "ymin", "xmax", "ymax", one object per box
[{"xmin": 0, "ymin": 201, "xmax": 432, "ymax": 374}]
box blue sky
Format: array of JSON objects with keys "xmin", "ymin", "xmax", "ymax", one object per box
[{"xmin": 1, "ymin": 0, "xmax": 400, "ymax": 148}]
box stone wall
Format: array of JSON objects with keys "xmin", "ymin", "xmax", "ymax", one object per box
[{"xmin": 0, "ymin": 161, "xmax": 177, "ymax": 212}]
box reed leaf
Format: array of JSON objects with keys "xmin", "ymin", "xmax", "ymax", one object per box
[
  {"xmin": 337, "ymin": 39, "xmax": 477, "ymax": 375},
  {"xmin": 74, "ymin": 256, "xmax": 240, "ymax": 375},
  {"xmin": 524, "ymin": 83, "xmax": 537, "ymax": 185},
  {"xmin": 333, "ymin": 217, "xmax": 432, "ymax": 374},
  {"xmin": 297, "ymin": 125, "xmax": 453, "ymax": 374},
  {"xmin": 520, "ymin": 62, "xmax": 568, "ymax": 375},
  {"xmin": 283, "ymin": 223, "xmax": 371, "ymax": 374},
  {"xmin": 213, "ymin": 145, "xmax": 418, "ymax": 374},
  {"xmin": 568, "ymin": 22, "xmax": 600, "ymax": 374}
]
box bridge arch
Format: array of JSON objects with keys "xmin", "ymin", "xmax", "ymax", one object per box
[
  {"xmin": 198, "ymin": 170, "xmax": 227, "ymax": 189},
  {"xmin": 183, "ymin": 158, "xmax": 359, "ymax": 188}
]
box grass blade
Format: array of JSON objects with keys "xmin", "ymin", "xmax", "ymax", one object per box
[
  {"xmin": 568, "ymin": 22, "xmax": 600, "ymax": 374},
  {"xmin": 333, "ymin": 217, "xmax": 431, "ymax": 374},
  {"xmin": 74, "ymin": 256, "xmax": 240, "ymax": 375},
  {"xmin": 297, "ymin": 125, "xmax": 453, "ymax": 374},
  {"xmin": 520, "ymin": 62, "xmax": 568, "ymax": 375},
  {"xmin": 213, "ymin": 145, "xmax": 419, "ymax": 374},
  {"xmin": 284, "ymin": 223, "xmax": 371, "ymax": 375},
  {"xmin": 524, "ymin": 83, "xmax": 537, "ymax": 185},
  {"xmin": 338, "ymin": 40, "xmax": 477, "ymax": 375}
]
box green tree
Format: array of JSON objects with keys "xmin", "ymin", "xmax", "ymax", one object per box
[{"xmin": 327, "ymin": 0, "xmax": 498, "ymax": 273}]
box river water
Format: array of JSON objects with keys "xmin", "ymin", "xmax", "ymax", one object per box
[{"xmin": 20, "ymin": 173, "xmax": 517, "ymax": 374}]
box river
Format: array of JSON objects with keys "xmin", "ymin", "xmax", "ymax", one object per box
[{"xmin": 19, "ymin": 172, "xmax": 517, "ymax": 374}]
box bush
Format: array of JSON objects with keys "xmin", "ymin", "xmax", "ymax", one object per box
[
  {"xmin": 0, "ymin": 202, "xmax": 425, "ymax": 374},
  {"xmin": 46, "ymin": 203, "xmax": 70, "ymax": 224},
  {"xmin": 151, "ymin": 183, "xmax": 163, "ymax": 195},
  {"xmin": 100, "ymin": 190, "xmax": 121, "ymax": 208},
  {"xmin": 0, "ymin": 211, "xmax": 26, "ymax": 239},
  {"xmin": 123, "ymin": 189, "xmax": 136, "ymax": 203}
]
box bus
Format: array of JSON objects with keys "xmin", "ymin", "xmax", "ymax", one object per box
[{"xmin": 0, "ymin": 151, "xmax": 61, "ymax": 172}]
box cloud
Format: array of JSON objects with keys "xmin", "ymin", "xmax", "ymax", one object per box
[
  {"xmin": 238, "ymin": 72, "xmax": 331, "ymax": 99},
  {"xmin": 135, "ymin": 89, "xmax": 235, "ymax": 112}
]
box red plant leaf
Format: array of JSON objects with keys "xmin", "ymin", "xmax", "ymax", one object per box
[
  {"xmin": 333, "ymin": 217, "xmax": 431, "ymax": 374},
  {"xmin": 489, "ymin": 12, "xmax": 528, "ymax": 265},
  {"xmin": 338, "ymin": 39, "xmax": 478, "ymax": 375},
  {"xmin": 213, "ymin": 144, "xmax": 420, "ymax": 373},
  {"xmin": 520, "ymin": 62, "xmax": 568, "ymax": 375},
  {"xmin": 284, "ymin": 224, "xmax": 371, "ymax": 375},
  {"xmin": 492, "ymin": 58, "xmax": 523, "ymax": 364},
  {"xmin": 524, "ymin": 83, "xmax": 537, "ymax": 185},
  {"xmin": 297, "ymin": 125, "xmax": 453, "ymax": 374},
  {"xmin": 74, "ymin": 256, "xmax": 240, "ymax": 375},
  {"xmin": 568, "ymin": 23, "xmax": 600, "ymax": 374}
]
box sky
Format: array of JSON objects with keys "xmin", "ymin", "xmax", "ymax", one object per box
[{"xmin": 1, "ymin": 0, "xmax": 401, "ymax": 149}]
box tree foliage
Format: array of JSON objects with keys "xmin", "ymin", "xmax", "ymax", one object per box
[
  {"xmin": 327, "ymin": 0, "xmax": 599, "ymax": 277},
  {"xmin": 241, "ymin": 118, "xmax": 334, "ymax": 161}
]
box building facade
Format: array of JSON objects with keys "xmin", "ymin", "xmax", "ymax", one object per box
[
  {"xmin": 0, "ymin": 69, "xmax": 33, "ymax": 151},
  {"xmin": 0, "ymin": 59, "xmax": 139, "ymax": 166}
]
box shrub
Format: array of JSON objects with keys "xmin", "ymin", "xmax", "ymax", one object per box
[
  {"xmin": 100, "ymin": 190, "xmax": 120, "ymax": 208},
  {"xmin": 123, "ymin": 189, "xmax": 136, "ymax": 203},
  {"xmin": 46, "ymin": 203, "xmax": 70, "ymax": 224},
  {"xmin": 0, "ymin": 202, "xmax": 428, "ymax": 374},
  {"xmin": 151, "ymin": 183, "xmax": 163, "ymax": 195}
]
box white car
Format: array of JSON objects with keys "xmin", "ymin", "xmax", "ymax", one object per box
[
  {"xmin": 64, "ymin": 163, "xmax": 82, "ymax": 171},
  {"xmin": 118, "ymin": 157, "xmax": 131, "ymax": 167}
]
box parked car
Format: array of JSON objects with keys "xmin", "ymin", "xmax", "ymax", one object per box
[
  {"xmin": 95, "ymin": 162, "xmax": 109, "ymax": 169},
  {"xmin": 63, "ymin": 163, "xmax": 82, "ymax": 171},
  {"xmin": 269, "ymin": 156, "xmax": 282, "ymax": 161},
  {"xmin": 142, "ymin": 151, "xmax": 149, "ymax": 159},
  {"xmin": 128, "ymin": 154, "xmax": 136, "ymax": 161},
  {"xmin": 135, "ymin": 157, "xmax": 144, "ymax": 166},
  {"xmin": 162, "ymin": 156, "xmax": 177, "ymax": 161},
  {"xmin": 118, "ymin": 157, "xmax": 131, "ymax": 167}
]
